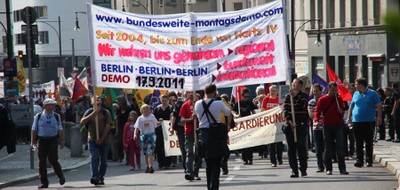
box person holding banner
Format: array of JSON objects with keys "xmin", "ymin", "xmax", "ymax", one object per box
[
  {"xmin": 308, "ymin": 84, "xmax": 325, "ymax": 173},
  {"xmin": 315, "ymin": 82, "xmax": 349, "ymax": 175},
  {"xmin": 80, "ymin": 97, "xmax": 112, "ymax": 185},
  {"xmin": 233, "ymin": 87, "xmax": 258, "ymax": 165},
  {"xmin": 283, "ymin": 78, "xmax": 309, "ymax": 178},
  {"xmin": 180, "ymin": 91, "xmax": 201, "ymax": 181},
  {"xmin": 153, "ymin": 94, "xmax": 174, "ymax": 169},
  {"xmin": 261, "ymin": 85, "xmax": 283, "ymax": 168},
  {"xmin": 194, "ymin": 84, "xmax": 231, "ymax": 190}
]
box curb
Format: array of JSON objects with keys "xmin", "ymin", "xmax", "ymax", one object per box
[
  {"xmin": 0, "ymin": 157, "xmax": 91, "ymax": 189},
  {"xmin": 374, "ymin": 151, "xmax": 400, "ymax": 190}
]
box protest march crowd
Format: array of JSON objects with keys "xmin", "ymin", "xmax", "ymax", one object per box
[{"xmin": 1, "ymin": 74, "xmax": 397, "ymax": 189}]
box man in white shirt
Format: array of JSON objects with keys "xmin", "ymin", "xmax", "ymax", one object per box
[{"xmin": 194, "ymin": 84, "xmax": 231, "ymax": 190}]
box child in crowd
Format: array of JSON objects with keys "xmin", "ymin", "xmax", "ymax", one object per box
[
  {"xmin": 123, "ymin": 111, "xmax": 140, "ymax": 171},
  {"xmin": 134, "ymin": 104, "xmax": 160, "ymax": 173}
]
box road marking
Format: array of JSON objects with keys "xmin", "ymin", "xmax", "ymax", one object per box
[
  {"xmin": 233, "ymin": 165, "xmax": 240, "ymax": 171},
  {"xmin": 224, "ymin": 175, "xmax": 235, "ymax": 182},
  {"xmin": 0, "ymin": 153, "xmax": 14, "ymax": 162}
]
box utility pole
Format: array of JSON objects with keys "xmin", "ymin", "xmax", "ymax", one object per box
[
  {"xmin": 290, "ymin": 0, "xmax": 295, "ymax": 80},
  {"xmin": 5, "ymin": 0, "xmax": 13, "ymax": 59}
]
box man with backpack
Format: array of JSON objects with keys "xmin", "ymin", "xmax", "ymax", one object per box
[
  {"xmin": 31, "ymin": 98, "xmax": 65, "ymax": 188},
  {"xmin": 195, "ymin": 84, "xmax": 231, "ymax": 190}
]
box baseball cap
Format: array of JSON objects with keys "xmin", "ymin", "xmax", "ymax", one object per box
[{"xmin": 43, "ymin": 98, "xmax": 57, "ymax": 106}]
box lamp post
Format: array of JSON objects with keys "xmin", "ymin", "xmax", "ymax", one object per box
[
  {"xmin": 36, "ymin": 16, "xmax": 62, "ymax": 67},
  {"xmin": 0, "ymin": 21, "xmax": 6, "ymax": 33},
  {"xmin": 132, "ymin": 0, "xmax": 151, "ymax": 14},
  {"xmin": 74, "ymin": 11, "xmax": 87, "ymax": 32},
  {"xmin": 291, "ymin": 18, "xmax": 322, "ymax": 78}
]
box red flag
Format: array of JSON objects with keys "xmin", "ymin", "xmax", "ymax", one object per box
[
  {"xmin": 231, "ymin": 86, "xmax": 245, "ymax": 103},
  {"xmin": 72, "ymin": 78, "xmax": 89, "ymax": 101},
  {"xmin": 326, "ymin": 62, "xmax": 352, "ymax": 101}
]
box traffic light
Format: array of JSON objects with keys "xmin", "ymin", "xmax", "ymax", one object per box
[{"xmin": 18, "ymin": 51, "xmax": 23, "ymax": 59}]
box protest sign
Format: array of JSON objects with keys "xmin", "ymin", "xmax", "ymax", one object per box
[
  {"xmin": 24, "ymin": 80, "xmax": 56, "ymax": 101},
  {"xmin": 87, "ymin": 0, "xmax": 289, "ymax": 91},
  {"xmin": 162, "ymin": 120, "xmax": 182, "ymax": 156},
  {"xmin": 4, "ymin": 80, "xmax": 19, "ymax": 97},
  {"xmin": 10, "ymin": 104, "xmax": 30, "ymax": 127},
  {"xmin": 228, "ymin": 106, "xmax": 286, "ymax": 151},
  {"xmin": 161, "ymin": 106, "xmax": 286, "ymax": 154}
]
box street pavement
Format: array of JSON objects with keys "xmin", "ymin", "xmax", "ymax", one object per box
[{"xmin": 1, "ymin": 140, "xmax": 399, "ymax": 190}]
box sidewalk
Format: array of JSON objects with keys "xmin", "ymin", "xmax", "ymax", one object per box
[
  {"xmin": 0, "ymin": 144, "xmax": 90, "ymax": 188},
  {"xmin": 0, "ymin": 141, "xmax": 399, "ymax": 189},
  {"xmin": 373, "ymin": 140, "xmax": 400, "ymax": 189}
]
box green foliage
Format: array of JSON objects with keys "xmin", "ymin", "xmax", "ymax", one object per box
[{"xmin": 384, "ymin": 12, "xmax": 400, "ymax": 47}]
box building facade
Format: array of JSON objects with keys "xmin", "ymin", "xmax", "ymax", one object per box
[
  {"xmin": 11, "ymin": 0, "xmax": 111, "ymax": 83},
  {"xmin": 305, "ymin": 0, "xmax": 400, "ymax": 88}
]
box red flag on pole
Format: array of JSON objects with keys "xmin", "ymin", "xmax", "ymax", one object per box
[
  {"xmin": 326, "ymin": 62, "xmax": 352, "ymax": 101},
  {"xmin": 72, "ymin": 78, "xmax": 89, "ymax": 101},
  {"xmin": 231, "ymin": 86, "xmax": 245, "ymax": 104}
]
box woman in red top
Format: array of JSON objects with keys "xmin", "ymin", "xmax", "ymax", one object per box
[
  {"xmin": 123, "ymin": 111, "xmax": 140, "ymax": 171},
  {"xmin": 261, "ymin": 85, "xmax": 284, "ymax": 167}
]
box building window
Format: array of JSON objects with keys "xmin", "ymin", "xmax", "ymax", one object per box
[
  {"xmin": 15, "ymin": 33, "xmax": 24, "ymax": 45},
  {"xmin": 310, "ymin": 0, "xmax": 315, "ymax": 29},
  {"xmin": 317, "ymin": 0, "xmax": 323, "ymax": 28},
  {"xmin": 349, "ymin": 56, "xmax": 359, "ymax": 82},
  {"xmin": 350, "ymin": 0, "xmax": 356, "ymax": 26},
  {"xmin": 170, "ymin": 0, "xmax": 177, "ymax": 5},
  {"xmin": 36, "ymin": 6, "xmax": 47, "ymax": 19},
  {"xmin": 339, "ymin": 0, "xmax": 345, "ymax": 27},
  {"xmin": 38, "ymin": 31, "xmax": 49, "ymax": 44},
  {"xmin": 13, "ymin": 10, "xmax": 22, "ymax": 22},
  {"xmin": 312, "ymin": 56, "xmax": 324, "ymax": 79},
  {"xmin": 327, "ymin": 0, "xmax": 335, "ymax": 28},
  {"xmin": 373, "ymin": 0, "xmax": 380, "ymax": 24},
  {"xmin": 362, "ymin": 1, "xmax": 367, "ymax": 25},
  {"xmin": 13, "ymin": 6, "xmax": 47, "ymax": 22},
  {"xmin": 93, "ymin": 0, "xmax": 112, "ymax": 8},
  {"xmin": 233, "ymin": 2, "xmax": 243, "ymax": 11},
  {"xmin": 338, "ymin": 56, "xmax": 345, "ymax": 80}
]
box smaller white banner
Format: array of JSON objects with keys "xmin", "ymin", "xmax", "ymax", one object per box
[
  {"xmin": 228, "ymin": 106, "xmax": 286, "ymax": 151},
  {"xmin": 162, "ymin": 120, "xmax": 182, "ymax": 156}
]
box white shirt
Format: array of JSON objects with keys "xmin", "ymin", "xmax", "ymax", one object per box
[
  {"xmin": 134, "ymin": 114, "xmax": 158, "ymax": 134},
  {"xmin": 194, "ymin": 99, "xmax": 231, "ymax": 129}
]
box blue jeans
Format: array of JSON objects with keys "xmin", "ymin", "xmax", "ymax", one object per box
[
  {"xmin": 89, "ymin": 140, "xmax": 109, "ymax": 180},
  {"xmin": 323, "ymin": 124, "xmax": 346, "ymax": 171},
  {"xmin": 313, "ymin": 129, "xmax": 324, "ymax": 170}
]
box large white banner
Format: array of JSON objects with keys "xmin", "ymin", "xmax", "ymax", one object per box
[
  {"xmin": 228, "ymin": 106, "xmax": 286, "ymax": 151},
  {"xmin": 162, "ymin": 106, "xmax": 286, "ymax": 155},
  {"xmin": 162, "ymin": 121, "xmax": 182, "ymax": 156},
  {"xmin": 87, "ymin": 0, "xmax": 289, "ymax": 91}
]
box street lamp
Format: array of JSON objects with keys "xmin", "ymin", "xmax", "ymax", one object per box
[
  {"xmin": 132, "ymin": 0, "xmax": 150, "ymax": 14},
  {"xmin": 35, "ymin": 16, "xmax": 62, "ymax": 67},
  {"xmin": 0, "ymin": 21, "xmax": 6, "ymax": 33},
  {"xmin": 74, "ymin": 11, "xmax": 87, "ymax": 31},
  {"xmin": 292, "ymin": 18, "xmax": 322, "ymax": 51}
]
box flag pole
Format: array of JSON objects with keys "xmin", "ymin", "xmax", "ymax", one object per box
[
  {"xmin": 290, "ymin": 90, "xmax": 297, "ymax": 143},
  {"xmin": 91, "ymin": 73, "xmax": 99, "ymax": 140}
]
